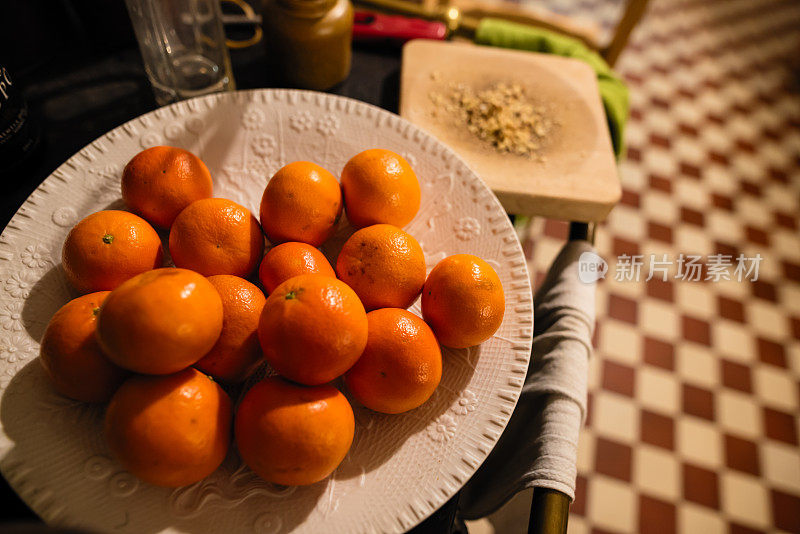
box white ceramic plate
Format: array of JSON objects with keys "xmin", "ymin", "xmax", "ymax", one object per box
[{"xmin": 0, "ymin": 89, "xmax": 533, "ymax": 533}]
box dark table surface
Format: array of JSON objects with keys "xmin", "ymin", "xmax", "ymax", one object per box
[
  {"xmin": 0, "ymin": 7, "xmax": 470, "ymax": 533},
  {"xmin": 1, "ymin": 44, "xmax": 403, "ymax": 229}
]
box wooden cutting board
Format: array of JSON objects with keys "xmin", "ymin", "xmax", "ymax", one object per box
[{"xmin": 399, "ymin": 39, "xmax": 620, "ymax": 222}]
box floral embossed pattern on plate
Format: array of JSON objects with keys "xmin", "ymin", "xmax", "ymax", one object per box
[{"xmin": 0, "ymin": 89, "xmax": 533, "ymax": 534}]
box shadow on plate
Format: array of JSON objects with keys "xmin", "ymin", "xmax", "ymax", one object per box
[
  {"xmin": 335, "ymin": 344, "xmax": 479, "ymax": 480},
  {"xmin": 100, "ymin": 199, "xmax": 127, "ymax": 212},
  {"xmin": 21, "ymin": 264, "xmax": 76, "ymax": 343}
]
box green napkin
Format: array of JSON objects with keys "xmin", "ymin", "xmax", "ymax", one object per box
[{"xmin": 474, "ymin": 18, "xmax": 628, "ymax": 159}]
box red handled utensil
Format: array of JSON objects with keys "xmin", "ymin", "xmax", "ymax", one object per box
[{"xmin": 353, "ymin": 11, "xmax": 447, "ymax": 44}]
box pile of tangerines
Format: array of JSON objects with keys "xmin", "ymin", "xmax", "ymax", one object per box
[{"xmin": 39, "ymin": 145, "xmax": 505, "ymax": 489}]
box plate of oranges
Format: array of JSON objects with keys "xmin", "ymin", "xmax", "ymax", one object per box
[{"xmin": 0, "ymin": 90, "xmax": 533, "ymax": 533}]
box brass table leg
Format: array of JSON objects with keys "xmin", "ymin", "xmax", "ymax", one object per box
[
  {"xmin": 526, "ymin": 220, "xmax": 593, "ymax": 534},
  {"xmin": 568, "ymin": 221, "xmax": 596, "ymax": 243},
  {"xmin": 528, "ymin": 488, "xmax": 570, "ymax": 534}
]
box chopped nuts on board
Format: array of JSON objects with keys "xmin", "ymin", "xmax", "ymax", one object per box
[
  {"xmin": 429, "ymin": 78, "xmax": 558, "ymax": 161},
  {"xmin": 401, "ymin": 40, "xmax": 621, "ymax": 220}
]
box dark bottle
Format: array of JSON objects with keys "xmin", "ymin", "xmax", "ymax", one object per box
[{"xmin": 0, "ymin": 65, "xmax": 41, "ymax": 173}]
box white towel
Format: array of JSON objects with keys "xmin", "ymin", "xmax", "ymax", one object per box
[{"xmin": 459, "ymin": 240, "xmax": 596, "ymax": 519}]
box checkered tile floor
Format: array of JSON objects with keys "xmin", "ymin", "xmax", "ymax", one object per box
[{"xmin": 520, "ymin": 0, "xmax": 800, "ymax": 532}]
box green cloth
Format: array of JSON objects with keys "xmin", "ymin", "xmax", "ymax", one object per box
[{"xmin": 474, "ymin": 18, "xmax": 628, "ymax": 159}]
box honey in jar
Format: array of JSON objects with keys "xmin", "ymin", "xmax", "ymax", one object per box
[{"xmin": 262, "ymin": 0, "xmax": 354, "ymax": 90}]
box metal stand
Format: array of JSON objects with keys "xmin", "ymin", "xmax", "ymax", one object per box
[
  {"xmin": 567, "ymin": 221, "xmax": 596, "ymax": 244},
  {"xmin": 526, "ymin": 220, "xmax": 596, "ymax": 534},
  {"xmin": 528, "ymin": 488, "xmax": 571, "ymax": 534}
]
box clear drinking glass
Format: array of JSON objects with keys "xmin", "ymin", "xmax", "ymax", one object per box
[{"xmin": 125, "ymin": 0, "xmax": 235, "ymax": 106}]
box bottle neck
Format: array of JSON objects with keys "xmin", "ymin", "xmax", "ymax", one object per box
[{"xmin": 275, "ymin": 0, "xmax": 336, "ymax": 18}]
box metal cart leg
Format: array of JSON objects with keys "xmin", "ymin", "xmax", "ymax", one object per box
[
  {"xmin": 525, "ymin": 220, "xmax": 595, "ymax": 534},
  {"xmin": 567, "ymin": 221, "xmax": 596, "ymax": 244},
  {"xmin": 528, "ymin": 488, "xmax": 570, "ymax": 534}
]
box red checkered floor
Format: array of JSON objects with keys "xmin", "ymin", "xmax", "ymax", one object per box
[{"xmin": 519, "ymin": 0, "xmax": 800, "ymax": 532}]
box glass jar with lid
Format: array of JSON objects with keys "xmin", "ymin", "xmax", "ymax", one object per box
[{"xmin": 262, "ymin": 0, "xmax": 354, "ymax": 90}]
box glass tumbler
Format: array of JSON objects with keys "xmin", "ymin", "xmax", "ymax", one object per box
[{"xmin": 125, "ymin": 0, "xmax": 235, "ymax": 106}]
